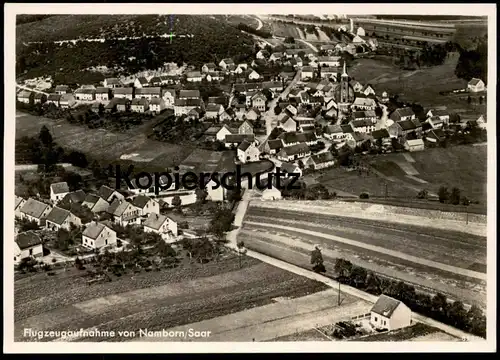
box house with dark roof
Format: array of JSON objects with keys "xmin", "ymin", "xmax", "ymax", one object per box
[
  {"xmin": 45, "ymin": 206, "xmax": 82, "ymax": 231},
  {"xmin": 261, "ymin": 139, "xmax": 283, "ymax": 155},
  {"xmin": 15, "ymin": 231, "xmax": 43, "ymax": 263},
  {"xmin": 144, "ymin": 213, "xmax": 178, "ymax": 239},
  {"xmin": 306, "ymin": 152, "xmax": 336, "ymax": 170},
  {"xmin": 112, "ymin": 87, "xmax": 134, "ymax": 100},
  {"xmin": 19, "ymin": 198, "xmax": 52, "ymax": 225},
  {"xmin": 202, "ymin": 62, "xmax": 217, "ymax": 73},
  {"xmin": 296, "ymin": 131, "xmax": 319, "ymax": 146},
  {"xmin": 370, "ymin": 128, "xmax": 392, "ymax": 147},
  {"xmin": 324, "ymin": 124, "xmax": 347, "ymax": 142},
  {"xmin": 46, "ymin": 93, "xmax": 61, "ymax": 106},
  {"xmin": 130, "ymin": 98, "xmax": 149, "ymax": 113},
  {"xmin": 104, "ymin": 78, "xmax": 122, "ymax": 88},
  {"xmin": 82, "ymin": 194, "xmax": 110, "ymax": 213},
  {"xmin": 106, "ymin": 199, "xmax": 142, "ymax": 226},
  {"xmin": 237, "ymin": 140, "xmax": 260, "ymax": 164},
  {"xmin": 18, "ymin": 90, "xmax": 34, "ymax": 104},
  {"xmin": 34, "ymin": 92, "xmax": 47, "ymax": 104},
  {"xmin": 131, "ymin": 195, "xmax": 160, "ymax": 216},
  {"xmin": 219, "ymin": 58, "xmax": 235, "ymax": 70},
  {"xmin": 279, "ymin": 132, "xmax": 300, "ymax": 147},
  {"xmin": 174, "ymin": 98, "xmax": 204, "ymax": 117},
  {"xmin": 426, "ymin": 128, "xmax": 446, "ymax": 144},
  {"xmin": 74, "ymin": 87, "xmax": 96, "ymax": 101},
  {"xmin": 279, "ymin": 162, "xmax": 303, "ymax": 178},
  {"xmin": 467, "ymin": 78, "xmax": 485, "ymax": 93},
  {"xmin": 82, "ymin": 221, "xmax": 117, "ymax": 250},
  {"xmin": 95, "ymin": 87, "xmax": 111, "ymax": 101},
  {"xmin": 134, "ymin": 77, "xmax": 149, "ymax": 88},
  {"xmin": 149, "ymin": 76, "xmax": 163, "ymax": 86},
  {"xmin": 370, "ymin": 294, "xmax": 412, "ymax": 331},
  {"xmin": 149, "ymin": 98, "xmax": 166, "ymax": 114},
  {"xmin": 390, "ymin": 107, "xmax": 415, "ymax": 122},
  {"xmin": 55, "ymin": 85, "xmax": 70, "ymax": 95},
  {"xmin": 349, "ymin": 118, "xmax": 376, "ymax": 134},
  {"xmin": 277, "ymin": 143, "xmax": 311, "ymax": 162},
  {"xmin": 62, "ymin": 190, "xmax": 87, "ymax": 205},
  {"xmin": 15, "ymin": 196, "xmax": 27, "ymax": 218},
  {"xmin": 98, "ymin": 185, "xmax": 125, "ymax": 203},
  {"xmin": 205, "ymin": 103, "xmax": 225, "ymax": 119},
  {"xmin": 426, "ymin": 109, "xmax": 450, "ymax": 124},
  {"xmin": 135, "ymin": 87, "xmax": 162, "ymax": 100},
  {"xmin": 225, "ymin": 134, "xmax": 255, "ymax": 148}
]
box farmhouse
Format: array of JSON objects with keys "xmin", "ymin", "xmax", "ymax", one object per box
[
  {"xmin": 277, "ymin": 143, "xmax": 311, "ymax": 162},
  {"xmin": 55, "ymin": 85, "xmax": 70, "ymax": 95},
  {"xmin": 306, "ymin": 152, "xmax": 336, "ymax": 170},
  {"xmin": 213, "ymin": 125, "xmax": 234, "ymax": 142},
  {"xmin": 74, "ymin": 88, "xmax": 96, "ymax": 101},
  {"xmin": 130, "ymin": 98, "xmax": 149, "ymax": 113},
  {"xmin": 350, "ymin": 118, "xmax": 376, "ymax": 134},
  {"xmin": 317, "ymin": 56, "xmax": 341, "ymax": 67},
  {"xmin": 14, "ymin": 231, "xmax": 43, "ymax": 263},
  {"xmin": 19, "ymin": 198, "xmax": 52, "ymax": 225},
  {"xmin": 143, "ymin": 213, "xmax": 178, "ymax": 239},
  {"xmin": 15, "ymin": 196, "xmax": 27, "ymax": 218},
  {"xmin": 370, "ymin": 128, "xmax": 392, "ymax": 146},
  {"xmin": 113, "ymin": 87, "xmax": 134, "ymax": 100},
  {"xmin": 205, "ymin": 103, "xmax": 225, "ymax": 120},
  {"xmin": 219, "ymin": 58, "xmax": 235, "ymax": 70},
  {"xmin": 98, "ymin": 185, "xmax": 125, "ymax": 203},
  {"xmin": 324, "ymin": 124, "xmax": 348, "ymax": 142},
  {"xmin": 106, "ymin": 199, "xmax": 141, "ymax": 226},
  {"xmin": 82, "ymin": 221, "xmax": 117, "ymax": 250},
  {"xmin": 162, "ymin": 89, "xmax": 176, "ymax": 108},
  {"xmin": 296, "ymin": 131, "xmax": 319, "ymax": 146},
  {"xmin": 301, "ymin": 66, "xmax": 315, "ymax": 80},
  {"xmin": 427, "ymin": 116, "xmax": 445, "ymax": 129},
  {"xmin": 62, "ymin": 190, "xmax": 87, "ymax": 205},
  {"xmin": 251, "ymin": 91, "xmax": 267, "ymax": 112},
  {"xmin": 261, "ymin": 139, "xmax": 283, "ymax": 155},
  {"xmin": 390, "ymin": 107, "xmax": 415, "ymax": 122},
  {"xmin": 467, "ymin": 78, "xmax": 485, "ymax": 92},
  {"xmin": 178, "ymin": 89, "xmax": 201, "ymax": 99},
  {"xmin": 174, "ymin": 98, "xmax": 203, "ymax": 116},
  {"xmin": 46, "ymin": 94, "xmax": 61, "ymax": 106},
  {"xmin": 201, "ymin": 62, "xmax": 217, "ymax": 73},
  {"xmin": 50, "ymin": 182, "xmax": 70, "ymax": 203},
  {"xmin": 225, "ymin": 134, "xmax": 255, "ymax": 148},
  {"xmin": 426, "ymin": 129, "xmax": 446, "ymax": 144},
  {"xmin": 45, "ymin": 206, "xmax": 82, "ymax": 231},
  {"xmin": 104, "ymin": 78, "xmax": 122, "ymax": 88},
  {"xmin": 404, "ymin": 138, "xmax": 425, "ymax": 152},
  {"xmin": 131, "ymin": 195, "xmax": 160, "ymax": 216},
  {"xmin": 59, "ymin": 94, "xmax": 76, "ymax": 109},
  {"xmin": 186, "ymin": 71, "xmax": 203, "ymax": 82},
  {"xmin": 149, "ymin": 98, "xmax": 166, "ymax": 114},
  {"xmin": 370, "ymin": 294, "xmax": 412, "ymax": 331},
  {"xmin": 237, "ymin": 141, "xmax": 260, "ymax": 164},
  {"xmin": 351, "ymin": 97, "xmax": 377, "ymax": 111},
  {"xmin": 135, "ymin": 87, "xmax": 162, "ymax": 100},
  {"xmin": 248, "ymin": 70, "xmax": 260, "ymax": 80},
  {"xmin": 426, "ymin": 109, "xmax": 450, "ymax": 124},
  {"xmin": 134, "ymin": 77, "xmax": 149, "ymax": 88},
  {"xmin": 34, "ymin": 93, "xmax": 47, "ymax": 104},
  {"xmin": 279, "ymin": 132, "xmax": 301, "ymax": 147},
  {"xmin": 82, "ymin": 194, "xmax": 110, "ymax": 213},
  {"xmin": 95, "ymin": 87, "xmax": 111, "ymax": 101}
]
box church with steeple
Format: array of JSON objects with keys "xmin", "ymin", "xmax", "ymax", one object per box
[{"xmin": 338, "ymin": 60, "xmax": 352, "ymax": 113}]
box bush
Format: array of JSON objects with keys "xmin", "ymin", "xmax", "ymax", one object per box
[{"xmin": 359, "ymin": 192, "xmax": 370, "ymax": 199}]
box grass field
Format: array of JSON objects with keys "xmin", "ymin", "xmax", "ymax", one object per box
[
  {"xmin": 369, "ymin": 145, "xmax": 487, "ymax": 204},
  {"xmin": 349, "ymin": 53, "xmax": 485, "ymax": 116},
  {"xmin": 271, "ymin": 328, "xmax": 331, "ymax": 341},
  {"xmin": 14, "ymin": 255, "xmax": 329, "ymax": 341},
  {"xmin": 354, "ymin": 322, "xmax": 452, "ymax": 342}
]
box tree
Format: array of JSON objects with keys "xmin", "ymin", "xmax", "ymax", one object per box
[
  {"xmin": 156, "ymin": 241, "xmax": 177, "ymax": 264},
  {"xmin": 449, "ymin": 187, "xmax": 461, "ymax": 205},
  {"xmin": 67, "ymin": 151, "xmax": 88, "ymax": 168},
  {"xmin": 334, "ymin": 258, "xmax": 353, "ymax": 281},
  {"xmin": 310, "ymin": 247, "xmax": 326, "ymax": 273},
  {"xmin": 274, "ymin": 105, "xmax": 282, "ymax": 115},
  {"xmin": 431, "ymin": 292, "xmax": 449, "ymax": 318},
  {"xmin": 437, "ymin": 186, "xmax": 449, "ymax": 203},
  {"xmin": 171, "ymin": 195, "xmax": 182, "ymax": 210},
  {"xmin": 284, "ymin": 36, "xmax": 295, "ymax": 44},
  {"xmin": 467, "ymin": 96, "xmax": 472, "ymax": 104},
  {"xmin": 416, "ymin": 189, "xmax": 428, "ymax": 199},
  {"xmin": 195, "ymin": 188, "xmax": 208, "ymax": 203},
  {"xmin": 375, "ymin": 106, "xmax": 383, "ymax": 118},
  {"xmin": 15, "ymin": 217, "xmax": 40, "ymax": 232},
  {"xmin": 39, "ymin": 125, "xmax": 54, "ymax": 148},
  {"xmin": 447, "ymin": 300, "xmax": 467, "ymax": 328},
  {"xmin": 365, "ymin": 272, "xmax": 382, "ymax": 295},
  {"xmin": 350, "ymin": 266, "xmax": 368, "ymax": 288}
]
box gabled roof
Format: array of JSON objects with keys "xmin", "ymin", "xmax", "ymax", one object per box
[
  {"xmin": 55, "ymin": 85, "xmax": 69, "ymax": 92},
  {"xmin": 341, "ymin": 124, "xmax": 354, "ymax": 134},
  {"xmin": 95, "ymin": 87, "xmax": 110, "ymax": 94},
  {"xmin": 208, "ymin": 96, "xmax": 228, "ymax": 106},
  {"xmin": 296, "ymin": 131, "xmax": 318, "ymax": 143},
  {"xmin": 15, "ymin": 196, "xmax": 25, "ymax": 209},
  {"xmin": 162, "ymin": 88, "xmax": 176, "ymax": 97},
  {"xmin": 60, "ymin": 94, "xmax": 75, "ymax": 102},
  {"xmin": 468, "ymin": 78, "xmax": 483, "ymax": 86},
  {"xmin": 113, "ymin": 87, "xmax": 134, "ymax": 94},
  {"xmin": 75, "ymin": 88, "xmax": 96, "ymax": 94},
  {"xmin": 302, "ymin": 66, "xmax": 314, "ymax": 72},
  {"xmin": 371, "ymin": 129, "xmax": 390, "ymax": 140},
  {"xmin": 428, "ymin": 129, "xmax": 446, "ymax": 141},
  {"xmin": 107, "ymin": 199, "xmax": 136, "ymax": 217},
  {"xmin": 83, "ymin": 194, "xmax": 101, "ymax": 206},
  {"xmin": 149, "ymin": 76, "xmax": 162, "ymax": 84},
  {"xmin": 203, "ymin": 62, "xmax": 216, "ymax": 69},
  {"xmin": 268, "ymin": 139, "xmax": 283, "ymax": 150},
  {"xmin": 351, "ymin": 119, "xmax": 373, "ymax": 128},
  {"xmin": 325, "ymin": 124, "xmax": 343, "ymax": 134},
  {"xmin": 98, "ymin": 185, "xmax": 115, "ymax": 200},
  {"xmin": 82, "ymin": 222, "xmax": 111, "ymax": 240},
  {"xmin": 45, "ymin": 206, "xmax": 72, "ymax": 225},
  {"xmin": 187, "ymin": 71, "xmax": 203, "ymax": 78},
  {"xmin": 105, "ymin": 78, "xmax": 121, "ymax": 85},
  {"xmin": 47, "ymin": 94, "xmax": 61, "ymax": 101},
  {"xmin": 18, "ymin": 90, "xmax": 33, "ymax": 98},
  {"xmin": 20, "ymin": 198, "xmax": 50, "ymax": 219},
  {"xmin": 310, "ymin": 152, "xmax": 335, "ymax": 165},
  {"xmin": 63, "ymin": 190, "xmax": 86, "ymax": 203},
  {"xmin": 238, "ymin": 140, "xmax": 252, "ymax": 152},
  {"xmin": 136, "ymin": 77, "xmax": 148, "ymax": 84},
  {"xmin": 144, "ymin": 213, "xmax": 172, "ymax": 230},
  {"xmin": 131, "ymin": 195, "xmax": 153, "ymax": 209},
  {"xmin": 16, "ymin": 231, "xmax": 42, "ymax": 250},
  {"xmin": 131, "ymin": 98, "xmax": 149, "ymax": 106},
  {"xmin": 149, "ymin": 98, "xmax": 163, "ymax": 105},
  {"xmin": 135, "ymin": 87, "xmax": 161, "ymax": 95},
  {"xmin": 174, "ymin": 98, "xmax": 202, "ymax": 107},
  {"xmin": 34, "ymin": 92, "xmax": 45, "ymax": 99},
  {"xmin": 399, "ymin": 119, "xmax": 417, "ymax": 131},
  {"xmin": 370, "ymin": 295, "xmax": 403, "ymax": 318},
  {"xmin": 279, "ymin": 143, "xmax": 311, "ymax": 156},
  {"xmin": 179, "ymin": 89, "xmax": 200, "ymax": 99},
  {"xmin": 50, "ymin": 182, "xmax": 69, "ymax": 195},
  {"xmin": 280, "ymin": 162, "xmax": 300, "ymax": 173},
  {"xmin": 221, "ymin": 58, "xmax": 235, "ymax": 64},
  {"xmin": 225, "ymin": 134, "xmax": 255, "ymax": 143},
  {"xmin": 206, "ymin": 103, "xmax": 223, "ymax": 112},
  {"xmin": 392, "ymin": 107, "xmax": 415, "ymax": 119}
]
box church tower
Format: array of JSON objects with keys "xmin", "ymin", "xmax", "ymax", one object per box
[{"xmin": 339, "ymin": 61, "xmax": 349, "ymax": 104}]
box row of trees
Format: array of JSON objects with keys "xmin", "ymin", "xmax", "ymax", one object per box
[
  {"xmin": 455, "ymin": 37, "xmax": 487, "ymax": 83},
  {"xmin": 437, "ymin": 186, "xmax": 473, "ymax": 205}
]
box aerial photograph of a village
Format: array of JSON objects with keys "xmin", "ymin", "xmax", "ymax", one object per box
[{"xmin": 10, "ymin": 8, "xmax": 491, "ymax": 347}]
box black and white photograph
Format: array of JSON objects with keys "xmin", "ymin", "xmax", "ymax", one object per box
[{"xmin": 4, "ymin": 2, "xmax": 496, "ymax": 353}]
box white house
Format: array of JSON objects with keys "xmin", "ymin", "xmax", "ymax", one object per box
[
  {"xmin": 205, "ymin": 103, "xmax": 224, "ymax": 120},
  {"xmin": 130, "ymin": 98, "xmax": 149, "ymax": 113},
  {"xmin": 15, "ymin": 196, "xmax": 26, "ymax": 218},
  {"xmin": 277, "ymin": 143, "xmax": 311, "ymax": 162},
  {"xmin": 82, "ymin": 221, "xmax": 117, "ymax": 250},
  {"xmin": 237, "ymin": 140, "xmax": 260, "ymax": 163},
  {"xmin": 149, "ymin": 98, "xmax": 165, "ymax": 114},
  {"xmin": 113, "ymin": 87, "xmax": 134, "ymax": 100},
  {"xmin": 317, "ymin": 56, "xmax": 341, "ymax": 67},
  {"xmin": 50, "ymin": 182, "xmax": 70, "ymax": 203},
  {"xmin": 143, "ymin": 213, "xmax": 178, "ymax": 239},
  {"xmin": 262, "ymin": 186, "xmax": 282, "ymax": 201},
  {"xmin": 19, "ymin": 198, "xmax": 52, "ymax": 225},
  {"xmin": 14, "ymin": 231, "xmax": 44, "ymax": 263},
  {"xmin": 404, "ymin": 138, "xmax": 425, "ymax": 152},
  {"xmin": 59, "ymin": 94, "xmax": 76, "ymax": 109},
  {"xmin": 370, "ymin": 294, "xmax": 412, "ymax": 331},
  {"xmin": 162, "ymin": 89, "xmax": 176, "ymax": 108},
  {"xmin": 186, "ymin": 71, "xmax": 203, "ymax": 83},
  {"xmin": 305, "ymin": 152, "xmax": 336, "ymax": 170},
  {"xmin": 95, "ymin": 87, "xmax": 111, "ymax": 101},
  {"xmin": 74, "ymin": 88, "xmax": 95, "ymax": 101},
  {"xmin": 131, "ymin": 195, "xmax": 160, "ymax": 216},
  {"xmin": 467, "ymin": 78, "xmax": 485, "ymax": 93},
  {"xmin": 216, "ymin": 125, "xmax": 234, "ymax": 142},
  {"xmin": 104, "ymin": 78, "xmax": 122, "ymax": 88},
  {"xmin": 45, "ymin": 206, "xmax": 82, "ymax": 231},
  {"xmin": 206, "ymin": 178, "xmax": 224, "ymax": 202},
  {"xmin": 426, "ymin": 109, "xmax": 450, "ymax": 124},
  {"xmin": 301, "ymin": 66, "xmax": 314, "ymax": 80},
  {"xmin": 219, "ymin": 58, "xmax": 235, "ymax": 70},
  {"xmin": 98, "ymin": 185, "xmax": 125, "ymax": 203},
  {"xmin": 135, "ymin": 87, "xmax": 162, "ymax": 100},
  {"xmin": 106, "ymin": 199, "xmax": 142, "ymax": 226},
  {"xmin": 351, "ymin": 97, "xmax": 377, "ymax": 111},
  {"xmin": 82, "ymin": 194, "xmax": 110, "ymax": 213},
  {"xmin": 248, "ymin": 70, "xmax": 261, "ymax": 80},
  {"xmin": 356, "ymin": 27, "xmax": 366, "ymax": 37}
]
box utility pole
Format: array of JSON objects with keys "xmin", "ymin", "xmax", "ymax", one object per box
[
  {"xmin": 385, "ymin": 182, "xmax": 388, "ymax": 199},
  {"xmin": 466, "ymin": 206, "xmax": 469, "ymax": 225},
  {"xmin": 338, "ymin": 281, "xmax": 341, "ymax": 305}
]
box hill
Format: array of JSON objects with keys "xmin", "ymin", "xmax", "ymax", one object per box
[{"xmin": 16, "ymin": 15, "xmax": 256, "ymax": 81}]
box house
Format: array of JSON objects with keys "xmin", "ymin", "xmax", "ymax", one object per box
[
  {"xmin": 14, "ymin": 232, "xmax": 43, "ymax": 263},
  {"xmin": 104, "ymin": 78, "xmax": 122, "ymax": 88},
  {"xmin": 301, "ymin": 66, "xmax": 314, "ymax": 80},
  {"xmin": 245, "ymin": 108, "xmax": 261, "ymax": 121},
  {"xmin": 352, "ymin": 35, "xmax": 365, "ymax": 44},
  {"xmin": 82, "ymin": 221, "xmax": 117, "ymax": 250},
  {"xmin": 115, "ymin": 98, "xmax": 130, "ymax": 112},
  {"xmin": 186, "ymin": 71, "xmax": 203, "ymax": 82},
  {"xmin": 237, "ymin": 141, "xmax": 260, "ymax": 163},
  {"xmin": 201, "ymin": 63, "xmax": 217, "ymax": 73},
  {"xmin": 306, "ymin": 152, "xmax": 336, "ymax": 170},
  {"xmin": 256, "ymin": 49, "xmax": 270, "ymax": 59},
  {"xmin": 15, "ymin": 196, "xmax": 27, "ymax": 218},
  {"xmin": 162, "ymin": 89, "xmax": 176, "ymax": 108},
  {"xmin": 317, "ymin": 56, "xmax": 341, "ymax": 67},
  {"xmin": 178, "ymin": 89, "xmax": 200, "ymax": 99},
  {"xmin": 351, "ymin": 97, "xmax": 377, "ymax": 111},
  {"xmin": 426, "ymin": 109, "xmax": 450, "ymax": 124},
  {"xmin": 61, "ymin": 190, "xmax": 87, "ymax": 205},
  {"xmin": 251, "ymin": 91, "xmax": 267, "ymax": 112},
  {"xmin": 262, "ymin": 186, "xmax": 282, "ymax": 201},
  {"xmin": 159, "ymin": 75, "xmax": 181, "ymax": 85},
  {"xmin": 46, "ymin": 94, "xmax": 61, "ymax": 106},
  {"xmin": 296, "ymin": 131, "xmax": 319, "ymax": 146},
  {"xmin": 215, "ymin": 124, "xmax": 234, "ymax": 141},
  {"xmin": 371, "ymin": 129, "xmax": 392, "ymax": 147},
  {"xmin": 59, "ymin": 94, "xmax": 76, "ymax": 109},
  {"xmin": 362, "ymin": 84, "xmax": 376, "ymax": 96},
  {"xmin": 277, "ymin": 143, "xmax": 311, "ymax": 162},
  {"xmin": 476, "ymin": 114, "xmax": 487, "ymax": 130},
  {"xmin": 19, "ymin": 198, "xmax": 52, "ymax": 225},
  {"xmin": 219, "ymin": 58, "xmax": 235, "ymax": 70},
  {"xmin": 131, "ymin": 195, "xmax": 160, "ymax": 216},
  {"xmin": 233, "ymin": 103, "xmax": 247, "ymax": 119},
  {"xmin": 398, "ymin": 119, "xmax": 420, "ymax": 136},
  {"xmin": 279, "ymin": 162, "xmax": 303, "ymax": 178},
  {"xmin": 262, "ymin": 139, "xmax": 283, "ymax": 155},
  {"xmin": 130, "ymin": 98, "xmax": 149, "ymax": 113},
  {"xmin": 324, "ymin": 124, "xmax": 349, "ymax": 142},
  {"xmin": 279, "ymin": 131, "xmax": 300, "ymax": 147},
  {"xmin": 319, "ymin": 67, "xmax": 339, "ymax": 80},
  {"xmin": 33, "ymin": 93, "xmax": 47, "ymax": 104},
  {"xmin": 95, "ymin": 87, "xmax": 111, "ymax": 101},
  {"xmin": 356, "ymin": 27, "xmax": 366, "ymax": 37},
  {"xmin": 134, "ymin": 77, "xmax": 149, "ymax": 88},
  {"xmin": 388, "ymin": 121, "xmax": 403, "ymax": 138},
  {"xmin": 174, "ymin": 98, "xmax": 204, "ymax": 116},
  {"xmin": 74, "ymin": 88, "xmax": 96, "ymax": 101},
  {"xmin": 224, "ymin": 134, "xmax": 255, "ymax": 148},
  {"xmin": 45, "ymin": 206, "xmax": 82, "ymax": 231},
  {"xmin": 426, "ymin": 129, "xmax": 446, "ymax": 144},
  {"xmin": 427, "ymin": 116, "xmax": 445, "ymax": 129},
  {"xmin": 220, "ymin": 108, "xmax": 235, "ymax": 122},
  {"xmin": 143, "ymin": 213, "xmax": 178, "ymax": 239},
  {"xmin": 135, "ymin": 87, "xmax": 162, "ymax": 100},
  {"xmin": 82, "ymin": 194, "xmax": 110, "ymax": 213},
  {"xmin": 50, "ymin": 182, "xmax": 70, "ymax": 203},
  {"xmin": 205, "ymin": 103, "xmax": 225, "ymax": 120},
  {"xmin": 248, "ymin": 70, "xmax": 260, "ymax": 80},
  {"xmin": 106, "ymin": 199, "xmax": 142, "ymax": 225},
  {"xmin": 404, "ymin": 138, "xmax": 425, "ymax": 152},
  {"xmin": 205, "ymin": 178, "xmax": 224, "ymax": 202},
  {"xmin": 350, "ymin": 118, "xmax": 376, "ymax": 133},
  {"xmin": 98, "ymin": 185, "xmax": 125, "ymax": 203},
  {"xmin": 113, "ymin": 87, "xmax": 134, "ymax": 100},
  {"xmin": 55, "ymin": 85, "xmax": 70, "ymax": 94},
  {"xmin": 269, "ymin": 52, "xmax": 283, "ymax": 62},
  {"xmin": 370, "ymin": 294, "xmax": 412, "ymax": 331},
  {"xmin": 467, "ymin": 78, "xmax": 485, "ymax": 92},
  {"xmin": 349, "ymin": 80, "xmax": 364, "ymax": 93},
  {"xmin": 390, "ymin": 107, "xmax": 415, "ymax": 122},
  {"xmin": 149, "ymin": 77, "xmax": 163, "ymax": 87},
  {"xmin": 149, "ymin": 98, "xmax": 165, "ymax": 114}
]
